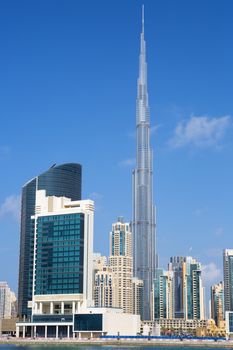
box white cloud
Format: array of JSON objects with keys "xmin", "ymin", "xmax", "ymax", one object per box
[
  {"xmin": 128, "ymin": 124, "xmax": 161, "ymax": 138},
  {"xmin": 0, "ymin": 195, "xmax": 21, "ymax": 221},
  {"xmin": 151, "ymin": 124, "xmax": 162, "ymax": 135},
  {"xmin": 202, "ymin": 262, "xmax": 221, "ymax": 284},
  {"xmin": 170, "ymin": 115, "xmax": 231, "ymax": 149},
  {"xmin": 88, "ymin": 192, "xmax": 103, "ymax": 200},
  {"xmin": 118, "ymin": 158, "xmax": 136, "ymax": 167}
]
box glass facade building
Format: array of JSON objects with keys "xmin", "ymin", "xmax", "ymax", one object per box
[
  {"xmin": 168, "ymin": 257, "xmax": 185, "ymax": 319},
  {"xmin": 153, "ymin": 269, "xmax": 167, "ymax": 319},
  {"xmin": 184, "ymin": 258, "xmax": 203, "ymax": 320},
  {"xmin": 35, "ymin": 213, "xmax": 84, "ymax": 295},
  {"xmin": 223, "ymin": 249, "xmax": 233, "ymax": 312},
  {"xmin": 18, "ymin": 163, "xmax": 82, "ymax": 319},
  {"xmin": 132, "ymin": 7, "xmax": 156, "ymax": 320}
]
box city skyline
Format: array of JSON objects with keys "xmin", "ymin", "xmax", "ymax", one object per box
[{"xmin": 0, "ymin": 0, "xmax": 233, "ymax": 299}]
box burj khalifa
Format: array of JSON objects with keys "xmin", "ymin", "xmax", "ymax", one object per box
[{"xmin": 132, "ymin": 6, "xmax": 156, "ymax": 321}]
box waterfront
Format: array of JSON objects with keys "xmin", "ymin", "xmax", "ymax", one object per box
[{"xmin": 1, "ymin": 340, "xmax": 233, "ymax": 349}]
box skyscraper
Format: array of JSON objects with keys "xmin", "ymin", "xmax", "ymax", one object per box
[
  {"xmin": 223, "ymin": 249, "xmax": 233, "ymax": 312},
  {"xmin": 18, "ymin": 163, "xmax": 82, "ymax": 319},
  {"xmin": 94, "ymin": 266, "xmax": 116, "ymax": 308},
  {"xmin": 109, "ymin": 217, "xmax": 133, "ymax": 314},
  {"xmin": 153, "ymin": 269, "xmax": 173, "ymax": 320},
  {"xmin": 132, "ymin": 277, "xmax": 144, "ymax": 317},
  {"xmin": 168, "ymin": 257, "xmax": 185, "ymax": 318},
  {"xmin": 168, "ymin": 256, "xmax": 205, "ymax": 321},
  {"xmin": 211, "ymin": 282, "xmax": 224, "ymax": 326},
  {"xmin": 183, "ymin": 257, "xmax": 205, "ymax": 320},
  {"xmin": 17, "ymin": 190, "xmax": 94, "ymax": 338},
  {"xmin": 132, "ymin": 6, "xmax": 156, "ymax": 320}
]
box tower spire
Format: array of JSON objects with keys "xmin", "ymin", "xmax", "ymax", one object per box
[
  {"xmin": 142, "ymin": 4, "xmax": 144, "ymax": 35},
  {"xmin": 132, "ymin": 5, "xmax": 156, "ymax": 321}
]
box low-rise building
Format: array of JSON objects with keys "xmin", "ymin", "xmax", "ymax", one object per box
[
  {"xmin": 74, "ymin": 307, "xmax": 140, "ymax": 337},
  {"xmin": 142, "ymin": 318, "xmax": 208, "ymax": 335}
]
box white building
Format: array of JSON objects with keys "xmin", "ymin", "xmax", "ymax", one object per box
[
  {"xmin": 0, "ymin": 282, "xmax": 16, "ymax": 319},
  {"xmin": 74, "ymin": 307, "xmax": 140, "ymax": 337},
  {"xmin": 94, "ymin": 266, "xmax": 116, "ymax": 308},
  {"xmin": 16, "ymin": 190, "xmax": 94, "ymax": 338}
]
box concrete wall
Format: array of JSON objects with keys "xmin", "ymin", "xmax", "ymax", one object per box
[{"xmin": 103, "ymin": 312, "xmax": 140, "ymax": 335}]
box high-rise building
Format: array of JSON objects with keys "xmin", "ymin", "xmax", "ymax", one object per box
[
  {"xmin": 18, "ymin": 163, "xmax": 82, "ymax": 319},
  {"xmin": 109, "ymin": 217, "xmax": 133, "ymax": 314},
  {"xmin": 132, "ymin": 277, "xmax": 143, "ymax": 317},
  {"xmin": 0, "ymin": 282, "xmax": 16, "ymax": 319},
  {"xmin": 183, "ymin": 257, "xmax": 205, "ymax": 320},
  {"xmin": 211, "ymin": 282, "xmax": 224, "ymax": 326},
  {"xmin": 168, "ymin": 257, "xmax": 185, "ymax": 318},
  {"xmin": 153, "ymin": 269, "xmax": 173, "ymax": 320},
  {"xmin": 94, "ymin": 266, "xmax": 116, "ymax": 308},
  {"xmin": 168, "ymin": 256, "xmax": 204, "ymax": 321},
  {"xmin": 223, "ymin": 249, "xmax": 233, "ymax": 312},
  {"xmin": 17, "ymin": 190, "xmax": 94, "ymax": 338},
  {"xmin": 92, "ymin": 253, "xmax": 108, "ymax": 300},
  {"xmin": 93, "ymin": 254, "xmax": 108, "ymax": 275},
  {"xmin": 132, "ymin": 6, "xmax": 156, "ymax": 320}
]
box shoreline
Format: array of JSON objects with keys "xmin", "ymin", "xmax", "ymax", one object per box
[{"xmin": 0, "ymin": 338, "xmax": 233, "ymax": 348}]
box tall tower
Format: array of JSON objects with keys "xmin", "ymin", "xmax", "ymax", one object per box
[
  {"xmin": 132, "ymin": 6, "xmax": 156, "ymax": 320},
  {"xmin": 18, "ymin": 163, "xmax": 82, "ymax": 319},
  {"xmin": 223, "ymin": 249, "xmax": 233, "ymax": 312},
  {"xmin": 109, "ymin": 217, "xmax": 133, "ymax": 314}
]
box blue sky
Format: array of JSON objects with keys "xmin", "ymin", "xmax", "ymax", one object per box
[{"xmin": 0, "ymin": 0, "xmax": 232, "ymax": 307}]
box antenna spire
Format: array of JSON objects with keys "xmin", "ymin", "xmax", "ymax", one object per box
[{"xmin": 142, "ymin": 4, "xmax": 144, "ymax": 34}]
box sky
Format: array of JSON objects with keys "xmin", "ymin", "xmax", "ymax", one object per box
[{"xmin": 0, "ymin": 0, "xmax": 232, "ymax": 309}]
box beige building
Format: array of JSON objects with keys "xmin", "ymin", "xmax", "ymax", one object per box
[
  {"xmin": 143, "ymin": 318, "xmax": 207, "ymax": 335},
  {"xmin": 94, "ymin": 266, "xmax": 116, "ymax": 308},
  {"xmin": 109, "ymin": 217, "xmax": 133, "ymax": 314},
  {"xmin": 92, "ymin": 253, "xmax": 108, "ymax": 300},
  {"xmin": 93, "ymin": 254, "xmax": 107, "ymax": 274},
  {"xmin": 211, "ymin": 281, "xmax": 224, "ymax": 327},
  {"xmin": 0, "ymin": 282, "xmax": 16, "ymax": 319}
]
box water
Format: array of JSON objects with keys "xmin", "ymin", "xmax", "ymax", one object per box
[{"xmin": 0, "ymin": 345, "xmax": 229, "ymax": 350}]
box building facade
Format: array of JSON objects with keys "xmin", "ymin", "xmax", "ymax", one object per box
[
  {"xmin": 94, "ymin": 266, "xmax": 116, "ymax": 308},
  {"xmin": 18, "ymin": 163, "xmax": 82, "ymax": 319},
  {"xmin": 211, "ymin": 282, "xmax": 224, "ymax": 326},
  {"xmin": 183, "ymin": 257, "xmax": 205, "ymax": 320},
  {"xmin": 132, "ymin": 277, "xmax": 143, "ymax": 317},
  {"xmin": 17, "ymin": 190, "xmax": 93, "ymax": 338},
  {"xmin": 0, "ymin": 282, "xmax": 15, "ymax": 319},
  {"xmin": 168, "ymin": 257, "xmax": 204, "ymax": 321},
  {"xmin": 168, "ymin": 257, "xmax": 185, "ymax": 318},
  {"xmin": 109, "ymin": 217, "xmax": 133, "ymax": 314},
  {"xmin": 132, "ymin": 7, "xmax": 156, "ymax": 321},
  {"xmin": 223, "ymin": 249, "xmax": 233, "ymax": 312},
  {"xmin": 153, "ymin": 269, "xmax": 173, "ymax": 320}
]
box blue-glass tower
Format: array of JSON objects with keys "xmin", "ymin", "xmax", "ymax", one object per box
[
  {"xmin": 18, "ymin": 163, "xmax": 82, "ymax": 319},
  {"xmin": 132, "ymin": 7, "xmax": 156, "ymax": 320}
]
